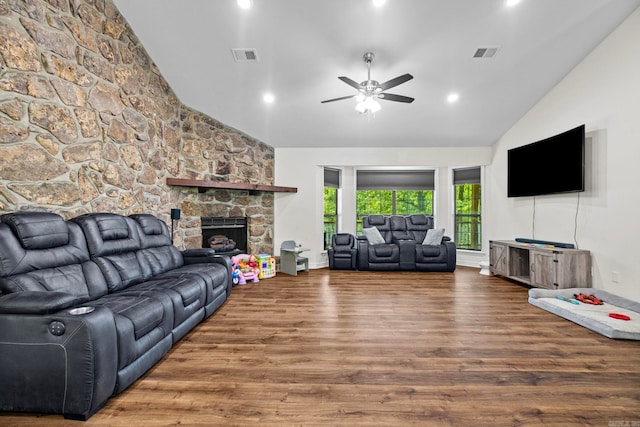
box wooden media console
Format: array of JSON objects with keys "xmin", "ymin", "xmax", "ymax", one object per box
[{"xmin": 489, "ymin": 240, "xmax": 591, "ymax": 289}]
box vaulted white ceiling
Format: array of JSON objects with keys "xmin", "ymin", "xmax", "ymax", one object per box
[{"xmin": 113, "ymin": 0, "xmax": 640, "ymax": 148}]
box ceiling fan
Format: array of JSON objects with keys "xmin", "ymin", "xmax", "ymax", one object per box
[{"xmin": 321, "ymin": 52, "xmax": 414, "ymax": 113}]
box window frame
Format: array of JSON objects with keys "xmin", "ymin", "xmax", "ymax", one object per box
[
  {"xmin": 452, "ymin": 166, "xmax": 483, "ymax": 252},
  {"xmin": 355, "ymin": 169, "xmax": 437, "ymax": 234},
  {"xmin": 323, "ymin": 168, "xmax": 341, "ymax": 250},
  {"xmin": 323, "ymin": 186, "xmax": 338, "ymax": 250}
]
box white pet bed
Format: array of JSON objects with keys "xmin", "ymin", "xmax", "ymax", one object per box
[{"xmin": 528, "ymin": 288, "xmax": 640, "ymax": 340}]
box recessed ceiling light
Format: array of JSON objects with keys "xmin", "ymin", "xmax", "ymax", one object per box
[
  {"xmin": 506, "ymin": 0, "xmax": 520, "ymax": 6},
  {"xmin": 263, "ymin": 93, "xmax": 275, "ymax": 104},
  {"xmin": 237, "ymin": 0, "xmax": 251, "ymax": 10},
  {"xmin": 447, "ymin": 93, "xmax": 459, "ymax": 103},
  {"xmin": 372, "ymin": 0, "xmax": 386, "ymax": 7}
]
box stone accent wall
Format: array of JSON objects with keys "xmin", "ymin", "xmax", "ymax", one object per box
[{"xmin": 0, "ymin": 0, "xmax": 274, "ymax": 252}]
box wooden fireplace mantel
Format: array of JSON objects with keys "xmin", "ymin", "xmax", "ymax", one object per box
[{"xmin": 166, "ymin": 178, "xmax": 297, "ymax": 194}]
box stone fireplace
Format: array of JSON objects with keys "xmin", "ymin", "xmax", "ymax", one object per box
[
  {"xmin": 201, "ymin": 217, "xmax": 248, "ymax": 254},
  {"xmin": 174, "ymin": 189, "xmax": 275, "ymax": 254}
]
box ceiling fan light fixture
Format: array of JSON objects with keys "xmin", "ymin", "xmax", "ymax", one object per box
[
  {"xmin": 321, "ymin": 52, "xmax": 413, "ymax": 110},
  {"xmin": 355, "ymin": 96, "xmax": 381, "ymax": 113},
  {"xmin": 237, "ymin": 0, "xmax": 251, "ymax": 10},
  {"xmin": 263, "ymin": 93, "xmax": 275, "ymax": 104}
]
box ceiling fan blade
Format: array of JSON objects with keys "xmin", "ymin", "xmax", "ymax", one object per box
[
  {"xmin": 321, "ymin": 95, "xmax": 356, "ymax": 104},
  {"xmin": 338, "ymin": 76, "xmax": 362, "ymax": 90},
  {"xmin": 379, "ymin": 93, "xmax": 415, "ymax": 103},
  {"xmin": 378, "ymin": 73, "xmax": 413, "ymax": 91}
]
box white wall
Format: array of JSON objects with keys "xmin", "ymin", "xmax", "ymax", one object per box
[
  {"xmin": 274, "ymin": 147, "xmax": 492, "ymax": 268},
  {"xmin": 486, "ymin": 8, "xmax": 640, "ymax": 301}
]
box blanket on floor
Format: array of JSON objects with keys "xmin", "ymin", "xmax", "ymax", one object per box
[{"xmin": 528, "ymin": 288, "xmax": 640, "ymax": 340}]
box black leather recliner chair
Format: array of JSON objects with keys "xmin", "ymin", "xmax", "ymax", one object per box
[{"xmin": 328, "ymin": 233, "xmax": 357, "ymax": 270}]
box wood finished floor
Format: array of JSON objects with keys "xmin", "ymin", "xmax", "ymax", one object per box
[{"xmin": 2, "ymin": 267, "xmax": 639, "ymax": 426}]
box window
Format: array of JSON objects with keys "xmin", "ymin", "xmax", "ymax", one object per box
[
  {"xmin": 453, "ymin": 167, "xmax": 481, "ymax": 251},
  {"xmin": 356, "ymin": 170, "xmax": 434, "ymax": 233},
  {"xmin": 323, "ymin": 168, "xmax": 340, "ymax": 250}
]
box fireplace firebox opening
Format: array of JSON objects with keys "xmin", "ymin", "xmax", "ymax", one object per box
[{"xmin": 201, "ymin": 217, "xmax": 249, "ymax": 255}]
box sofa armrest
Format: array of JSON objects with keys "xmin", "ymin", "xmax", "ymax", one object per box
[
  {"xmin": 182, "ymin": 248, "xmax": 231, "ymax": 269},
  {"xmin": 356, "ymin": 236, "xmax": 370, "ymax": 270},
  {"xmin": 182, "ymin": 247, "xmax": 216, "ymax": 261},
  {"xmin": 444, "ymin": 240, "xmax": 457, "ymax": 272},
  {"xmin": 0, "ymin": 291, "xmax": 86, "ymax": 315},
  {"xmin": 181, "ymin": 248, "xmax": 232, "ymax": 296},
  {"xmin": 0, "ymin": 305, "xmax": 118, "ymax": 420}
]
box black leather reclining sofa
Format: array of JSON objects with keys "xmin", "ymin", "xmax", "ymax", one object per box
[
  {"xmin": 357, "ymin": 214, "xmax": 456, "ymax": 272},
  {"xmin": 0, "ymin": 211, "xmax": 231, "ymax": 420}
]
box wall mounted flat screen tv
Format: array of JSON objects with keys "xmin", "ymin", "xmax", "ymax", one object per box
[{"xmin": 508, "ymin": 124, "xmax": 585, "ymax": 197}]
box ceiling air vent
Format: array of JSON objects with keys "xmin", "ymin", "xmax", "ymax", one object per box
[
  {"xmin": 231, "ymin": 48, "xmax": 259, "ymax": 62},
  {"xmin": 473, "ymin": 46, "xmax": 500, "ymax": 59}
]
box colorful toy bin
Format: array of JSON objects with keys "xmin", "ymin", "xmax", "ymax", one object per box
[{"xmin": 257, "ymin": 254, "xmax": 276, "ymax": 279}]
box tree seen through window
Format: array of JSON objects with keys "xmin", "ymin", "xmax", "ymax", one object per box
[
  {"xmin": 454, "ymin": 183, "xmax": 481, "ymax": 250},
  {"xmin": 323, "ymin": 187, "xmax": 337, "ymax": 249},
  {"xmin": 356, "ymin": 190, "xmax": 433, "ymax": 233}
]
